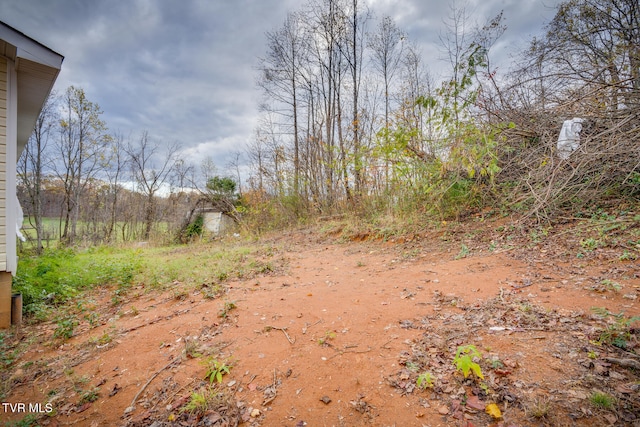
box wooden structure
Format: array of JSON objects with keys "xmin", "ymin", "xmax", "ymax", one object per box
[{"xmin": 0, "ymin": 21, "xmax": 63, "ymax": 328}]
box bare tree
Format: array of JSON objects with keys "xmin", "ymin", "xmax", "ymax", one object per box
[
  {"xmin": 126, "ymin": 132, "xmax": 179, "ymax": 240},
  {"xmin": 368, "ymin": 15, "xmax": 404, "ymax": 130},
  {"xmin": 103, "ymin": 132, "xmax": 128, "ymax": 242},
  {"xmin": 258, "ymin": 11, "xmax": 308, "ymax": 199},
  {"xmin": 17, "ymin": 93, "xmax": 58, "ymax": 253},
  {"xmin": 55, "ymin": 86, "xmax": 110, "ymax": 245}
]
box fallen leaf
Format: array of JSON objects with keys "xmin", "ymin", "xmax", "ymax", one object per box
[
  {"xmin": 76, "ymin": 402, "xmax": 92, "ymax": 413},
  {"xmin": 485, "ymin": 403, "xmax": 502, "ymax": 419},
  {"xmin": 466, "ymin": 395, "xmax": 485, "ymax": 411},
  {"xmin": 320, "ymin": 395, "xmax": 332, "ymax": 404},
  {"xmin": 109, "ymin": 383, "xmax": 121, "ymax": 397}
]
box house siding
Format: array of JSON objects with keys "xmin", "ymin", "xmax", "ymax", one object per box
[{"xmin": 0, "ymin": 55, "xmax": 7, "ymax": 272}]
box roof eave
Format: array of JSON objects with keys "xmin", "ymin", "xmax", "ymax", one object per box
[{"xmin": 0, "ymin": 21, "xmax": 64, "ymax": 155}]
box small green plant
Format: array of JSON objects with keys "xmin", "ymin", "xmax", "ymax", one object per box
[
  {"xmin": 54, "ymin": 317, "xmax": 78, "ymax": 340},
  {"xmin": 88, "ymin": 332, "xmax": 112, "ymax": 346},
  {"xmin": 7, "ymin": 414, "xmax": 38, "ymax": 427},
  {"xmin": 79, "ymin": 387, "xmax": 100, "ymax": 404},
  {"xmin": 455, "ymin": 244, "xmax": 470, "ymax": 260},
  {"xmin": 581, "ymin": 237, "xmax": 600, "ymax": 251},
  {"xmin": 453, "ymin": 345, "xmax": 484, "ymax": 380},
  {"xmin": 218, "ymin": 301, "xmax": 237, "ymax": 318},
  {"xmin": 184, "ymin": 337, "xmax": 202, "ymax": 359},
  {"xmin": 182, "ymin": 388, "xmax": 211, "ymax": 416},
  {"xmin": 318, "ymin": 330, "xmax": 337, "ymax": 346},
  {"xmin": 525, "ymin": 396, "xmax": 551, "ymax": 419},
  {"xmin": 591, "ymin": 308, "xmax": 640, "ymax": 349},
  {"xmin": 172, "ymin": 288, "xmax": 189, "ymax": 300},
  {"xmin": 180, "ymin": 387, "xmax": 232, "ymax": 417},
  {"xmin": 600, "ymin": 279, "xmax": 622, "ymax": 292},
  {"xmin": 405, "ymin": 361, "xmax": 420, "ymax": 372},
  {"xmin": 589, "ymin": 391, "xmax": 615, "ymax": 409},
  {"xmin": 619, "ymin": 250, "xmax": 637, "ymax": 261},
  {"xmin": 203, "ymin": 358, "xmax": 232, "ymax": 384},
  {"xmin": 416, "ymin": 372, "xmax": 434, "ymax": 390},
  {"xmin": 184, "ymin": 214, "xmax": 205, "ymax": 240},
  {"xmin": 83, "ymin": 311, "xmax": 99, "ymax": 327},
  {"xmin": 0, "ymin": 332, "xmax": 17, "ymax": 369}
]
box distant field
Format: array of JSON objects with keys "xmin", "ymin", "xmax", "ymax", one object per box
[{"xmin": 19, "ymin": 217, "xmax": 171, "ymax": 246}]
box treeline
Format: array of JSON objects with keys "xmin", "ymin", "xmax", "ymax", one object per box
[
  {"xmin": 19, "ymin": 0, "xmax": 640, "ymax": 249},
  {"xmin": 18, "ymin": 86, "xmax": 236, "ymax": 251},
  {"xmin": 248, "ymin": 0, "xmax": 640, "ymax": 223}
]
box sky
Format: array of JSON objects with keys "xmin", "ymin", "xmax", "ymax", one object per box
[{"xmin": 0, "ymin": 0, "xmax": 562, "ymax": 176}]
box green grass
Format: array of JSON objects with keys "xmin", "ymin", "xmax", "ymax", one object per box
[
  {"xmin": 13, "ymin": 239, "xmax": 285, "ymax": 322},
  {"xmin": 13, "ymin": 246, "xmax": 141, "ymax": 318}
]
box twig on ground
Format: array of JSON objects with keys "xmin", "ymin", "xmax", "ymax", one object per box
[
  {"xmin": 267, "ymin": 325, "xmax": 295, "ymax": 344},
  {"xmin": 604, "ymin": 357, "xmax": 640, "ymax": 370},
  {"xmin": 124, "ymin": 356, "xmax": 181, "ymax": 415}
]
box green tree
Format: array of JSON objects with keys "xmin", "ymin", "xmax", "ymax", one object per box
[{"xmin": 206, "ymin": 176, "xmax": 238, "ymax": 214}]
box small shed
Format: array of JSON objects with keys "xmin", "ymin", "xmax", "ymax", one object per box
[
  {"xmin": 201, "ymin": 210, "xmax": 236, "ymax": 236},
  {"xmin": 0, "ymin": 22, "xmax": 63, "ymax": 328}
]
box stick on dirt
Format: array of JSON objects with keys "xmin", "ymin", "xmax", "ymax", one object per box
[{"xmin": 124, "ymin": 356, "xmax": 181, "ymax": 415}]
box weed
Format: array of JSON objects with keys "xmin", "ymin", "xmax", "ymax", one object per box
[
  {"xmin": 201, "ymin": 283, "xmax": 223, "ymax": 299},
  {"xmin": 405, "ymin": 361, "xmax": 420, "ymax": 372},
  {"xmin": 218, "ymin": 301, "xmax": 237, "ymax": 318},
  {"xmin": 525, "ymin": 396, "xmax": 551, "ymax": 419},
  {"xmin": 180, "ymin": 386, "xmax": 233, "ymax": 417},
  {"xmin": 488, "ymin": 357, "xmax": 504, "ymax": 369},
  {"xmin": 318, "ymin": 330, "xmax": 337, "ymax": 346},
  {"xmin": 203, "ymin": 358, "xmax": 232, "ymax": 384},
  {"xmin": 455, "ymin": 244, "xmax": 470, "ymax": 260},
  {"xmin": 0, "ymin": 332, "xmax": 17, "ymax": 369},
  {"xmin": 184, "ymin": 337, "xmax": 202, "ymax": 359},
  {"xmin": 172, "ymin": 288, "xmax": 189, "ymax": 300},
  {"xmin": 589, "ymin": 391, "xmax": 615, "ymax": 410},
  {"xmin": 453, "ymin": 345, "xmax": 484, "ymax": 380},
  {"xmin": 591, "ymin": 308, "xmax": 640, "ymax": 349},
  {"xmin": 619, "ymin": 250, "xmax": 637, "ymax": 261},
  {"xmin": 416, "ymin": 372, "xmax": 434, "ymax": 390},
  {"xmin": 53, "ymin": 317, "xmax": 78, "ymax": 340},
  {"xmin": 6, "ymin": 414, "xmax": 38, "ymax": 427},
  {"xmin": 182, "ymin": 388, "xmax": 212, "ymax": 416},
  {"xmin": 88, "ymin": 332, "xmax": 112, "ymax": 346},
  {"xmin": 600, "ymin": 279, "xmax": 622, "ymax": 292},
  {"xmin": 79, "ymin": 387, "xmax": 100, "ymax": 404},
  {"xmin": 581, "ymin": 237, "xmax": 600, "ymax": 251},
  {"xmin": 215, "ymin": 270, "xmax": 229, "ymax": 282},
  {"xmin": 83, "ymin": 311, "xmax": 99, "ymax": 327}
]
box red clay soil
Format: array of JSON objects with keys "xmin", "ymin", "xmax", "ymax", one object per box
[{"xmin": 2, "ymin": 223, "xmax": 639, "ymax": 427}]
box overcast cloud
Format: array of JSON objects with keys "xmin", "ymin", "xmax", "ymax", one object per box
[{"xmin": 0, "ymin": 0, "xmax": 561, "ymax": 173}]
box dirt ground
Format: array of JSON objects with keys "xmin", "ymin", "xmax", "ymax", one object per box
[{"xmin": 2, "ymin": 220, "xmax": 640, "ymax": 426}]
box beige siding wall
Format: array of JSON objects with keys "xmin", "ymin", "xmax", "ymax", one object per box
[{"xmin": 0, "ymin": 55, "xmax": 6, "ymax": 271}]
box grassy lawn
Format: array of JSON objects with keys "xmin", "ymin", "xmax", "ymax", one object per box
[{"xmin": 11, "ymin": 238, "xmax": 284, "ymax": 322}]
